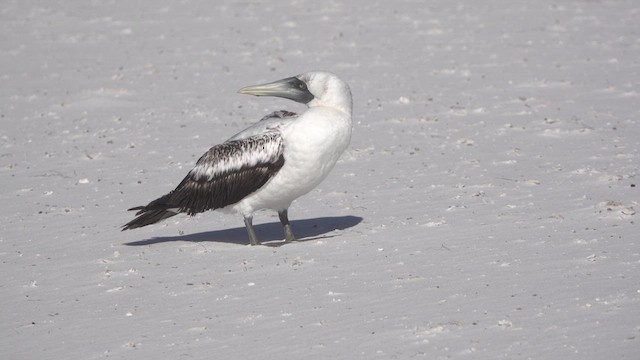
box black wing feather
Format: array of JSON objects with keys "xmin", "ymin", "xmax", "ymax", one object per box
[{"xmin": 122, "ymin": 132, "xmax": 284, "ymax": 230}]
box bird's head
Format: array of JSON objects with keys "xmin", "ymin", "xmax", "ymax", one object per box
[{"xmin": 238, "ymin": 71, "xmax": 352, "ymax": 115}]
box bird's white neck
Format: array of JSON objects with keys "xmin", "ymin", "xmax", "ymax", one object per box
[{"xmin": 308, "ymin": 83, "xmax": 353, "ymax": 116}]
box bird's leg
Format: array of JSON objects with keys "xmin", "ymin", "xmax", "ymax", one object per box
[
  {"xmin": 243, "ymin": 216, "xmax": 260, "ymax": 246},
  {"xmin": 278, "ymin": 209, "xmax": 296, "ymax": 242}
]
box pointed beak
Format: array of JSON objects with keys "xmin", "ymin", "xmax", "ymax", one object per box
[{"xmin": 238, "ymin": 76, "xmax": 314, "ymax": 104}]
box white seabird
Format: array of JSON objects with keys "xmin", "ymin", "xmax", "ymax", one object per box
[{"xmin": 122, "ymin": 71, "xmax": 353, "ymax": 245}]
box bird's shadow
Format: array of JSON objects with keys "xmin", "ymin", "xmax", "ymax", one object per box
[{"xmin": 123, "ymin": 216, "xmax": 363, "ymax": 247}]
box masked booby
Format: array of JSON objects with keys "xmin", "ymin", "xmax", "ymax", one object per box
[{"xmin": 122, "ymin": 71, "xmax": 353, "ymax": 245}]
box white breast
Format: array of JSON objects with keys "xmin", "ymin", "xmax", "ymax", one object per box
[{"xmin": 229, "ymin": 107, "xmax": 352, "ymax": 215}]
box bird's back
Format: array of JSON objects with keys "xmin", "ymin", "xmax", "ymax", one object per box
[{"xmin": 227, "ymin": 110, "xmax": 298, "ymax": 141}]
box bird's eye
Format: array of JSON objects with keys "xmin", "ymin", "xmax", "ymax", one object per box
[{"xmin": 299, "ymin": 83, "xmax": 307, "ymax": 90}]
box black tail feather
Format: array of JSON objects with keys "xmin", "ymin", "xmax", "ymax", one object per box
[
  {"xmin": 122, "ymin": 206, "xmax": 178, "ymax": 231},
  {"xmin": 122, "ymin": 192, "xmax": 180, "ymax": 231}
]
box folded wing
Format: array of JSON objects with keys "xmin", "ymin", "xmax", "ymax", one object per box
[{"xmin": 122, "ymin": 131, "xmax": 285, "ymax": 230}]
